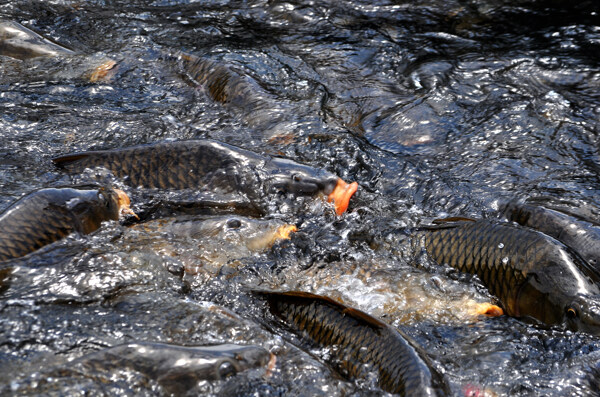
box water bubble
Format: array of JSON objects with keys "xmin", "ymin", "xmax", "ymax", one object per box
[
  {"xmin": 498, "ymin": 243, "xmax": 504, "ymax": 249},
  {"xmin": 502, "ymin": 257, "xmax": 509, "ymax": 264}
]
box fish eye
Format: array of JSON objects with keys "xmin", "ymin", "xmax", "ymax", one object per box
[
  {"xmin": 217, "ymin": 360, "xmax": 237, "ymax": 379},
  {"xmin": 226, "ymin": 219, "xmax": 242, "ymax": 229},
  {"xmin": 292, "ymin": 174, "xmax": 302, "ymax": 182},
  {"xmin": 566, "ymin": 307, "xmax": 578, "ymax": 319}
]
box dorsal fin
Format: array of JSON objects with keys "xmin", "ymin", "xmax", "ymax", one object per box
[
  {"xmin": 432, "ymin": 216, "xmax": 477, "ymax": 224},
  {"xmin": 254, "ymin": 290, "xmax": 387, "ymax": 330},
  {"xmin": 416, "ymin": 216, "xmax": 478, "ymax": 231},
  {"xmin": 52, "ymin": 153, "xmax": 90, "ymax": 167}
]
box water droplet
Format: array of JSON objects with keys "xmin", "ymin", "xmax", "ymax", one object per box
[
  {"xmin": 502, "ymin": 257, "xmax": 509, "ymax": 264},
  {"xmin": 498, "ymin": 243, "xmax": 504, "ymax": 249}
]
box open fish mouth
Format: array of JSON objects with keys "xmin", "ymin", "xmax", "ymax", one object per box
[
  {"xmin": 327, "ymin": 178, "xmax": 358, "ymax": 215},
  {"xmin": 114, "ymin": 189, "xmax": 138, "ymax": 219}
]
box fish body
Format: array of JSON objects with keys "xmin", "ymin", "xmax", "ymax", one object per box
[
  {"xmin": 12, "ymin": 342, "xmax": 271, "ymax": 396},
  {"xmin": 179, "ymin": 53, "xmax": 266, "ymax": 109},
  {"xmin": 53, "ymin": 140, "xmax": 357, "ymax": 215},
  {"xmin": 75, "ymin": 342, "xmax": 270, "ymax": 390},
  {"xmin": 416, "ymin": 219, "xmax": 600, "ymax": 334},
  {"xmin": 256, "ymin": 290, "xmax": 448, "ymax": 396},
  {"xmin": 164, "ymin": 215, "xmax": 296, "ymax": 251},
  {"xmin": 125, "ymin": 215, "xmax": 296, "ymax": 271},
  {"xmin": 0, "ymin": 186, "xmax": 127, "ymax": 262},
  {"xmin": 0, "ymin": 21, "xmax": 75, "ymax": 60},
  {"xmin": 503, "ymin": 200, "xmax": 600, "ymax": 272}
]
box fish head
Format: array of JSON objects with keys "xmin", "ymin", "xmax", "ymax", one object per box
[
  {"xmin": 563, "ymin": 295, "xmax": 600, "ymax": 336},
  {"xmin": 197, "ymin": 344, "xmax": 272, "ymax": 379},
  {"xmin": 186, "ymin": 216, "xmax": 296, "ymax": 250},
  {"xmin": 63, "ymin": 186, "xmax": 123, "ymax": 234},
  {"xmin": 265, "ymin": 158, "xmax": 339, "ymax": 195},
  {"xmin": 264, "ymin": 158, "xmax": 358, "ymax": 215}
]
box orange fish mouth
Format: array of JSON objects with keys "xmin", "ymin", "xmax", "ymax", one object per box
[
  {"xmin": 327, "ymin": 178, "xmax": 358, "ymax": 215},
  {"xmin": 265, "ymin": 353, "xmax": 277, "ymax": 378},
  {"xmin": 473, "ymin": 302, "xmax": 504, "ymax": 317},
  {"xmin": 275, "ymin": 224, "xmax": 297, "ymax": 240},
  {"xmin": 89, "ymin": 59, "xmax": 118, "ymax": 83},
  {"xmin": 114, "ymin": 189, "xmax": 139, "ymax": 219}
]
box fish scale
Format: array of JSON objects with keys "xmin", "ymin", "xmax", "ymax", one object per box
[
  {"xmin": 503, "ymin": 200, "xmax": 600, "ymax": 274},
  {"xmin": 257, "ymin": 290, "xmax": 449, "ymax": 396},
  {"xmin": 422, "ymin": 221, "xmax": 528, "ymax": 306},
  {"xmin": 0, "ymin": 187, "xmax": 122, "ymax": 262},
  {"xmin": 53, "ymin": 139, "xmax": 360, "ymax": 216},
  {"xmin": 54, "ymin": 141, "xmax": 242, "ymax": 193},
  {"xmin": 415, "ymin": 219, "xmax": 600, "ymax": 330}
]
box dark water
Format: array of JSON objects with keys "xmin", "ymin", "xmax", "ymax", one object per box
[{"xmin": 1, "ymin": 0, "xmax": 600, "ymax": 395}]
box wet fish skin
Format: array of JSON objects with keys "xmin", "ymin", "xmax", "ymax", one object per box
[
  {"xmin": 164, "ymin": 215, "xmax": 296, "ymax": 250},
  {"xmin": 0, "ymin": 21, "xmax": 75, "ymax": 60},
  {"xmin": 416, "ymin": 219, "xmax": 600, "ymax": 334},
  {"xmin": 0, "ymin": 186, "xmax": 122, "ymax": 262},
  {"xmin": 256, "ymin": 290, "xmax": 449, "ymax": 396},
  {"xmin": 53, "ymin": 139, "xmax": 340, "ymax": 201},
  {"xmin": 126, "ymin": 215, "xmax": 297, "ymax": 272},
  {"xmin": 70, "ymin": 342, "xmax": 271, "ymax": 395},
  {"xmin": 502, "ymin": 200, "xmax": 600, "ymax": 272},
  {"xmin": 179, "ymin": 52, "xmax": 264, "ymax": 109}
]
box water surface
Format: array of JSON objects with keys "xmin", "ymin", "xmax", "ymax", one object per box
[{"xmin": 1, "ymin": 0, "xmax": 599, "ymax": 395}]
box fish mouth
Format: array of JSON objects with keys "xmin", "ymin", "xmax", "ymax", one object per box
[
  {"xmin": 327, "ymin": 178, "xmax": 358, "ymax": 215},
  {"xmin": 114, "ymin": 189, "xmax": 139, "ymax": 219},
  {"xmin": 246, "ymin": 224, "xmax": 297, "ymax": 251},
  {"xmin": 275, "ymin": 224, "xmax": 297, "ymax": 240},
  {"xmin": 265, "ymin": 353, "xmax": 277, "ymax": 378},
  {"xmin": 472, "ymin": 302, "xmax": 504, "ymax": 317},
  {"xmin": 89, "ymin": 59, "xmax": 118, "ymax": 83}
]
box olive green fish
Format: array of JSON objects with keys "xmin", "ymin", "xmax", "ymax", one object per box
[
  {"xmin": 503, "ymin": 200, "xmax": 600, "ymax": 273},
  {"xmin": 415, "ymin": 218, "xmax": 600, "ymax": 335},
  {"xmin": 53, "ymin": 140, "xmax": 357, "ymax": 215},
  {"xmin": 0, "ymin": 186, "xmax": 133, "ymax": 262},
  {"xmin": 256, "ymin": 290, "xmax": 449, "ymax": 396},
  {"xmin": 177, "ymin": 52, "xmax": 302, "ymax": 140}
]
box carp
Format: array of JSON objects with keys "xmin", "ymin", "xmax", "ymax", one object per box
[
  {"xmin": 73, "ymin": 342, "xmax": 273, "ymax": 394},
  {"xmin": 124, "ymin": 215, "xmax": 297, "ymax": 272},
  {"xmin": 503, "ymin": 200, "xmax": 600, "ymax": 273},
  {"xmin": 53, "ymin": 139, "xmax": 357, "ymax": 215},
  {"xmin": 0, "ymin": 186, "xmax": 134, "ymax": 262},
  {"xmin": 0, "ymin": 21, "xmax": 117, "ymax": 82},
  {"xmin": 255, "ymin": 290, "xmax": 449, "ymax": 396},
  {"xmin": 0, "ymin": 20, "xmax": 75, "ymax": 60},
  {"xmin": 415, "ymin": 218, "xmax": 600, "ymax": 335}
]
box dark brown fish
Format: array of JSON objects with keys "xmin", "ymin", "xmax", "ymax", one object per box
[
  {"xmin": 415, "ymin": 218, "xmax": 600, "ymax": 335},
  {"xmin": 53, "ymin": 140, "xmax": 357, "ymax": 215},
  {"xmin": 256, "ymin": 290, "xmax": 449, "ymax": 396},
  {"xmin": 179, "ymin": 52, "xmax": 266, "ymax": 108},
  {"xmin": 502, "ymin": 200, "xmax": 600, "ymax": 272},
  {"xmin": 0, "ymin": 186, "xmax": 133, "ymax": 262}
]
